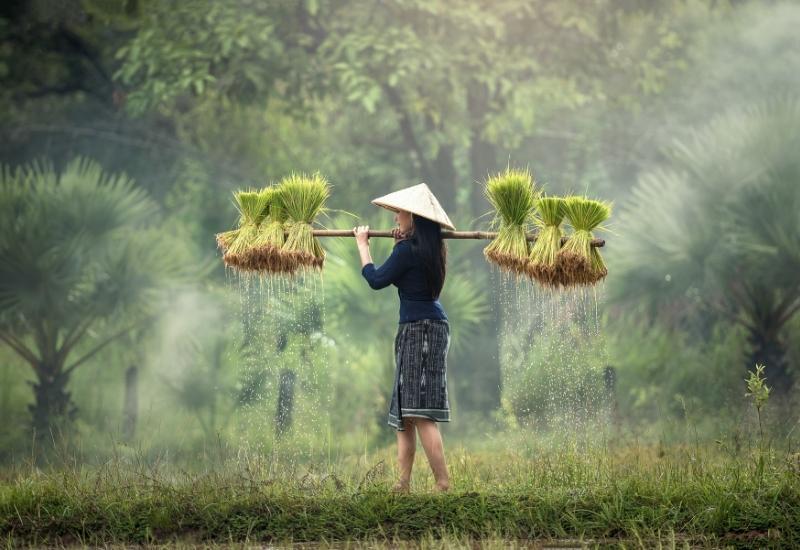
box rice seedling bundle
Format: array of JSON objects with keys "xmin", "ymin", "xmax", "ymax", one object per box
[
  {"xmin": 215, "ymin": 229, "xmax": 238, "ymax": 254},
  {"xmin": 279, "ymin": 172, "xmax": 331, "ymax": 272},
  {"xmin": 249, "ymin": 186, "xmax": 290, "ymax": 273},
  {"xmin": 558, "ymin": 196, "xmax": 612, "ymax": 286},
  {"xmin": 526, "ymin": 196, "xmax": 566, "ymax": 287},
  {"xmin": 223, "ymin": 189, "xmax": 271, "ymax": 271},
  {"xmin": 483, "ymin": 168, "xmax": 539, "ymax": 275}
]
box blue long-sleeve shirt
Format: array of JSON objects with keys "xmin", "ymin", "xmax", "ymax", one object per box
[{"xmin": 361, "ymin": 239, "xmax": 448, "ymax": 324}]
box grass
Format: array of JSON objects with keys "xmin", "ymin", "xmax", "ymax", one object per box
[
  {"xmin": 2, "ymin": 442, "xmax": 798, "ymax": 547},
  {"xmin": 482, "ymin": 168, "xmax": 539, "ymax": 277},
  {"xmin": 250, "ymin": 185, "xmax": 290, "ymax": 273}
]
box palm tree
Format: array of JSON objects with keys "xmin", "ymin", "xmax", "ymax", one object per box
[
  {"xmin": 609, "ymin": 98, "xmax": 800, "ymax": 395},
  {"xmin": 0, "ymin": 157, "xmax": 199, "ymax": 442}
]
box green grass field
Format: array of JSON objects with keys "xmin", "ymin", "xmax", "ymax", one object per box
[{"xmin": 2, "ymin": 438, "xmax": 798, "ymax": 548}]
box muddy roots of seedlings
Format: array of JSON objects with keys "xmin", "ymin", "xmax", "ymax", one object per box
[
  {"xmin": 282, "ymin": 221, "xmax": 326, "ymax": 273},
  {"xmin": 484, "ymin": 225, "xmax": 532, "ymax": 277}
]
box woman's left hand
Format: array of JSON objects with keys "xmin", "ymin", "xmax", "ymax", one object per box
[
  {"xmin": 354, "ymin": 225, "xmax": 370, "ymax": 247},
  {"xmin": 392, "ymin": 227, "xmax": 408, "ymax": 244}
]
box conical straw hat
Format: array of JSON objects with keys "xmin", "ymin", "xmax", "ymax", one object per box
[{"xmin": 371, "ymin": 182, "xmax": 456, "ymax": 230}]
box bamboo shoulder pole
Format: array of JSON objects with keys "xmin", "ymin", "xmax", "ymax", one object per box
[{"xmin": 298, "ymin": 229, "xmax": 605, "ymax": 247}]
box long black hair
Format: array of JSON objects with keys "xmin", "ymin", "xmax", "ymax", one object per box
[{"xmin": 408, "ymin": 213, "xmax": 447, "ymax": 299}]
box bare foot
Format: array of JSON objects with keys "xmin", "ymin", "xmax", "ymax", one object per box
[
  {"xmin": 391, "ymin": 479, "xmax": 410, "ymax": 493},
  {"xmin": 433, "ymin": 480, "xmax": 450, "ymax": 493}
]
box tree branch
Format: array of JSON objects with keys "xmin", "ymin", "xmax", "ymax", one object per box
[
  {"xmin": 17, "ymin": 82, "xmax": 94, "ymax": 100},
  {"xmin": 777, "ymin": 298, "xmax": 800, "ymax": 329},
  {"xmin": 57, "ymin": 315, "xmax": 97, "ymax": 365},
  {"xmin": 707, "ymin": 297, "xmax": 755, "ymax": 332},
  {"xmin": 57, "ymin": 23, "xmax": 114, "ymax": 89},
  {"xmin": 63, "ymin": 319, "xmax": 150, "ymax": 376},
  {"xmin": 33, "ymin": 319, "xmax": 52, "ymax": 364},
  {"xmin": 0, "ymin": 332, "xmax": 41, "ymax": 368},
  {"xmin": 774, "ymin": 281, "xmax": 800, "ymax": 328}
]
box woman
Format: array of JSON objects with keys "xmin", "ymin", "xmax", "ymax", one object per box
[{"xmin": 352, "ymin": 182, "xmax": 455, "ymax": 493}]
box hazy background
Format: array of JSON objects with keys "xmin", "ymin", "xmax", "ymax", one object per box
[{"xmin": 1, "ymin": 0, "xmax": 798, "ymax": 466}]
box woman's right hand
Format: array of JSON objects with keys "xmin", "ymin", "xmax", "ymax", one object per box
[{"xmin": 354, "ymin": 225, "xmax": 370, "ymax": 247}]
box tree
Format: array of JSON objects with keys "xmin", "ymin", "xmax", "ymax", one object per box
[
  {"xmin": 0, "ymin": 157, "xmax": 199, "ymax": 443},
  {"xmin": 610, "ymin": 98, "xmax": 800, "ymax": 395},
  {"xmin": 116, "ymin": 0, "xmax": 703, "ymax": 215}
]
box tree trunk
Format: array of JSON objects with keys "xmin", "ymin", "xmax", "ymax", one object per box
[
  {"xmin": 123, "ymin": 364, "xmax": 138, "ymax": 441},
  {"xmin": 748, "ymin": 327, "xmax": 793, "ymax": 397},
  {"xmin": 603, "ymin": 365, "xmax": 620, "ymax": 439},
  {"xmin": 464, "ymin": 80, "xmax": 503, "ymax": 413},
  {"xmin": 27, "ymin": 365, "xmax": 78, "ymax": 442},
  {"xmin": 467, "ymin": 81, "xmax": 498, "ymax": 220},
  {"xmin": 430, "ymin": 144, "xmax": 458, "ymax": 212},
  {"xmin": 275, "ymin": 368, "xmax": 296, "ymax": 438}
]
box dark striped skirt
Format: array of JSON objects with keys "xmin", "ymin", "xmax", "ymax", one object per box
[{"xmin": 388, "ymin": 318, "xmax": 451, "ymax": 431}]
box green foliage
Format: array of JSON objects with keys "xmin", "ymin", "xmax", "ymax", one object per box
[
  {"xmin": 745, "ymin": 364, "xmax": 771, "ymax": 414},
  {"xmin": 606, "ymin": 314, "xmax": 746, "ymax": 425},
  {"xmin": 114, "ymin": 2, "xmax": 304, "ymax": 114},
  {"xmin": 745, "ymin": 362, "xmax": 772, "ymax": 484},
  {"xmin": 0, "ymin": 156, "xmax": 199, "ymax": 437},
  {"xmin": 112, "ymin": 1, "xmax": 699, "ymax": 219},
  {"xmin": 609, "ymin": 98, "xmax": 800, "ymax": 392},
  {"xmin": 4, "ymin": 0, "xmax": 798, "ymax": 461},
  {"xmin": 0, "ymin": 157, "xmax": 186, "ymax": 328}
]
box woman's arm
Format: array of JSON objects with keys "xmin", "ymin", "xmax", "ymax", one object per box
[
  {"xmin": 354, "ymin": 225, "xmax": 411, "ymax": 290},
  {"xmin": 353, "ymin": 225, "xmax": 372, "ymax": 268},
  {"xmin": 358, "ymin": 245, "xmax": 373, "ymax": 268},
  {"xmin": 354, "ymin": 225, "xmax": 374, "ymax": 268}
]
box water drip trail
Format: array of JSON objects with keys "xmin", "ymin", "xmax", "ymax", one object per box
[
  {"xmin": 497, "ymin": 273, "xmax": 611, "ymax": 450},
  {"xmin": 224, "ymin": 264, "xmax": 335, "ymax": 473}
]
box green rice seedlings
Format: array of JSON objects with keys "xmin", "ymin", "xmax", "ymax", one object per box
[
  {"xmin": 279, "ymin": 172, "xmax": 331, "ymax": 273},
  {"xmin": 257, "ymin": 187, "xmax": 291, "ymax": 273},
  {"xmin": 223, "ymin": 189, "xmax": 271, "ymax": 272},
  {"xmin": 215, "ymin": 229, "xmax": 238, "ymax": 254},
  {"xmin": 526, "ymin": 196, "xmax": 566, "ymax": 288},
  {"xmin": 558, "ymin": 196, "xmax": 612, "ymax": 286},
  {"xmin": 247, "ymin": 186, "xmax": 288, "ymax": 272},
  {"xmin": 482, "ymin": 168, "xmax": 539, "ymax": 276}
]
